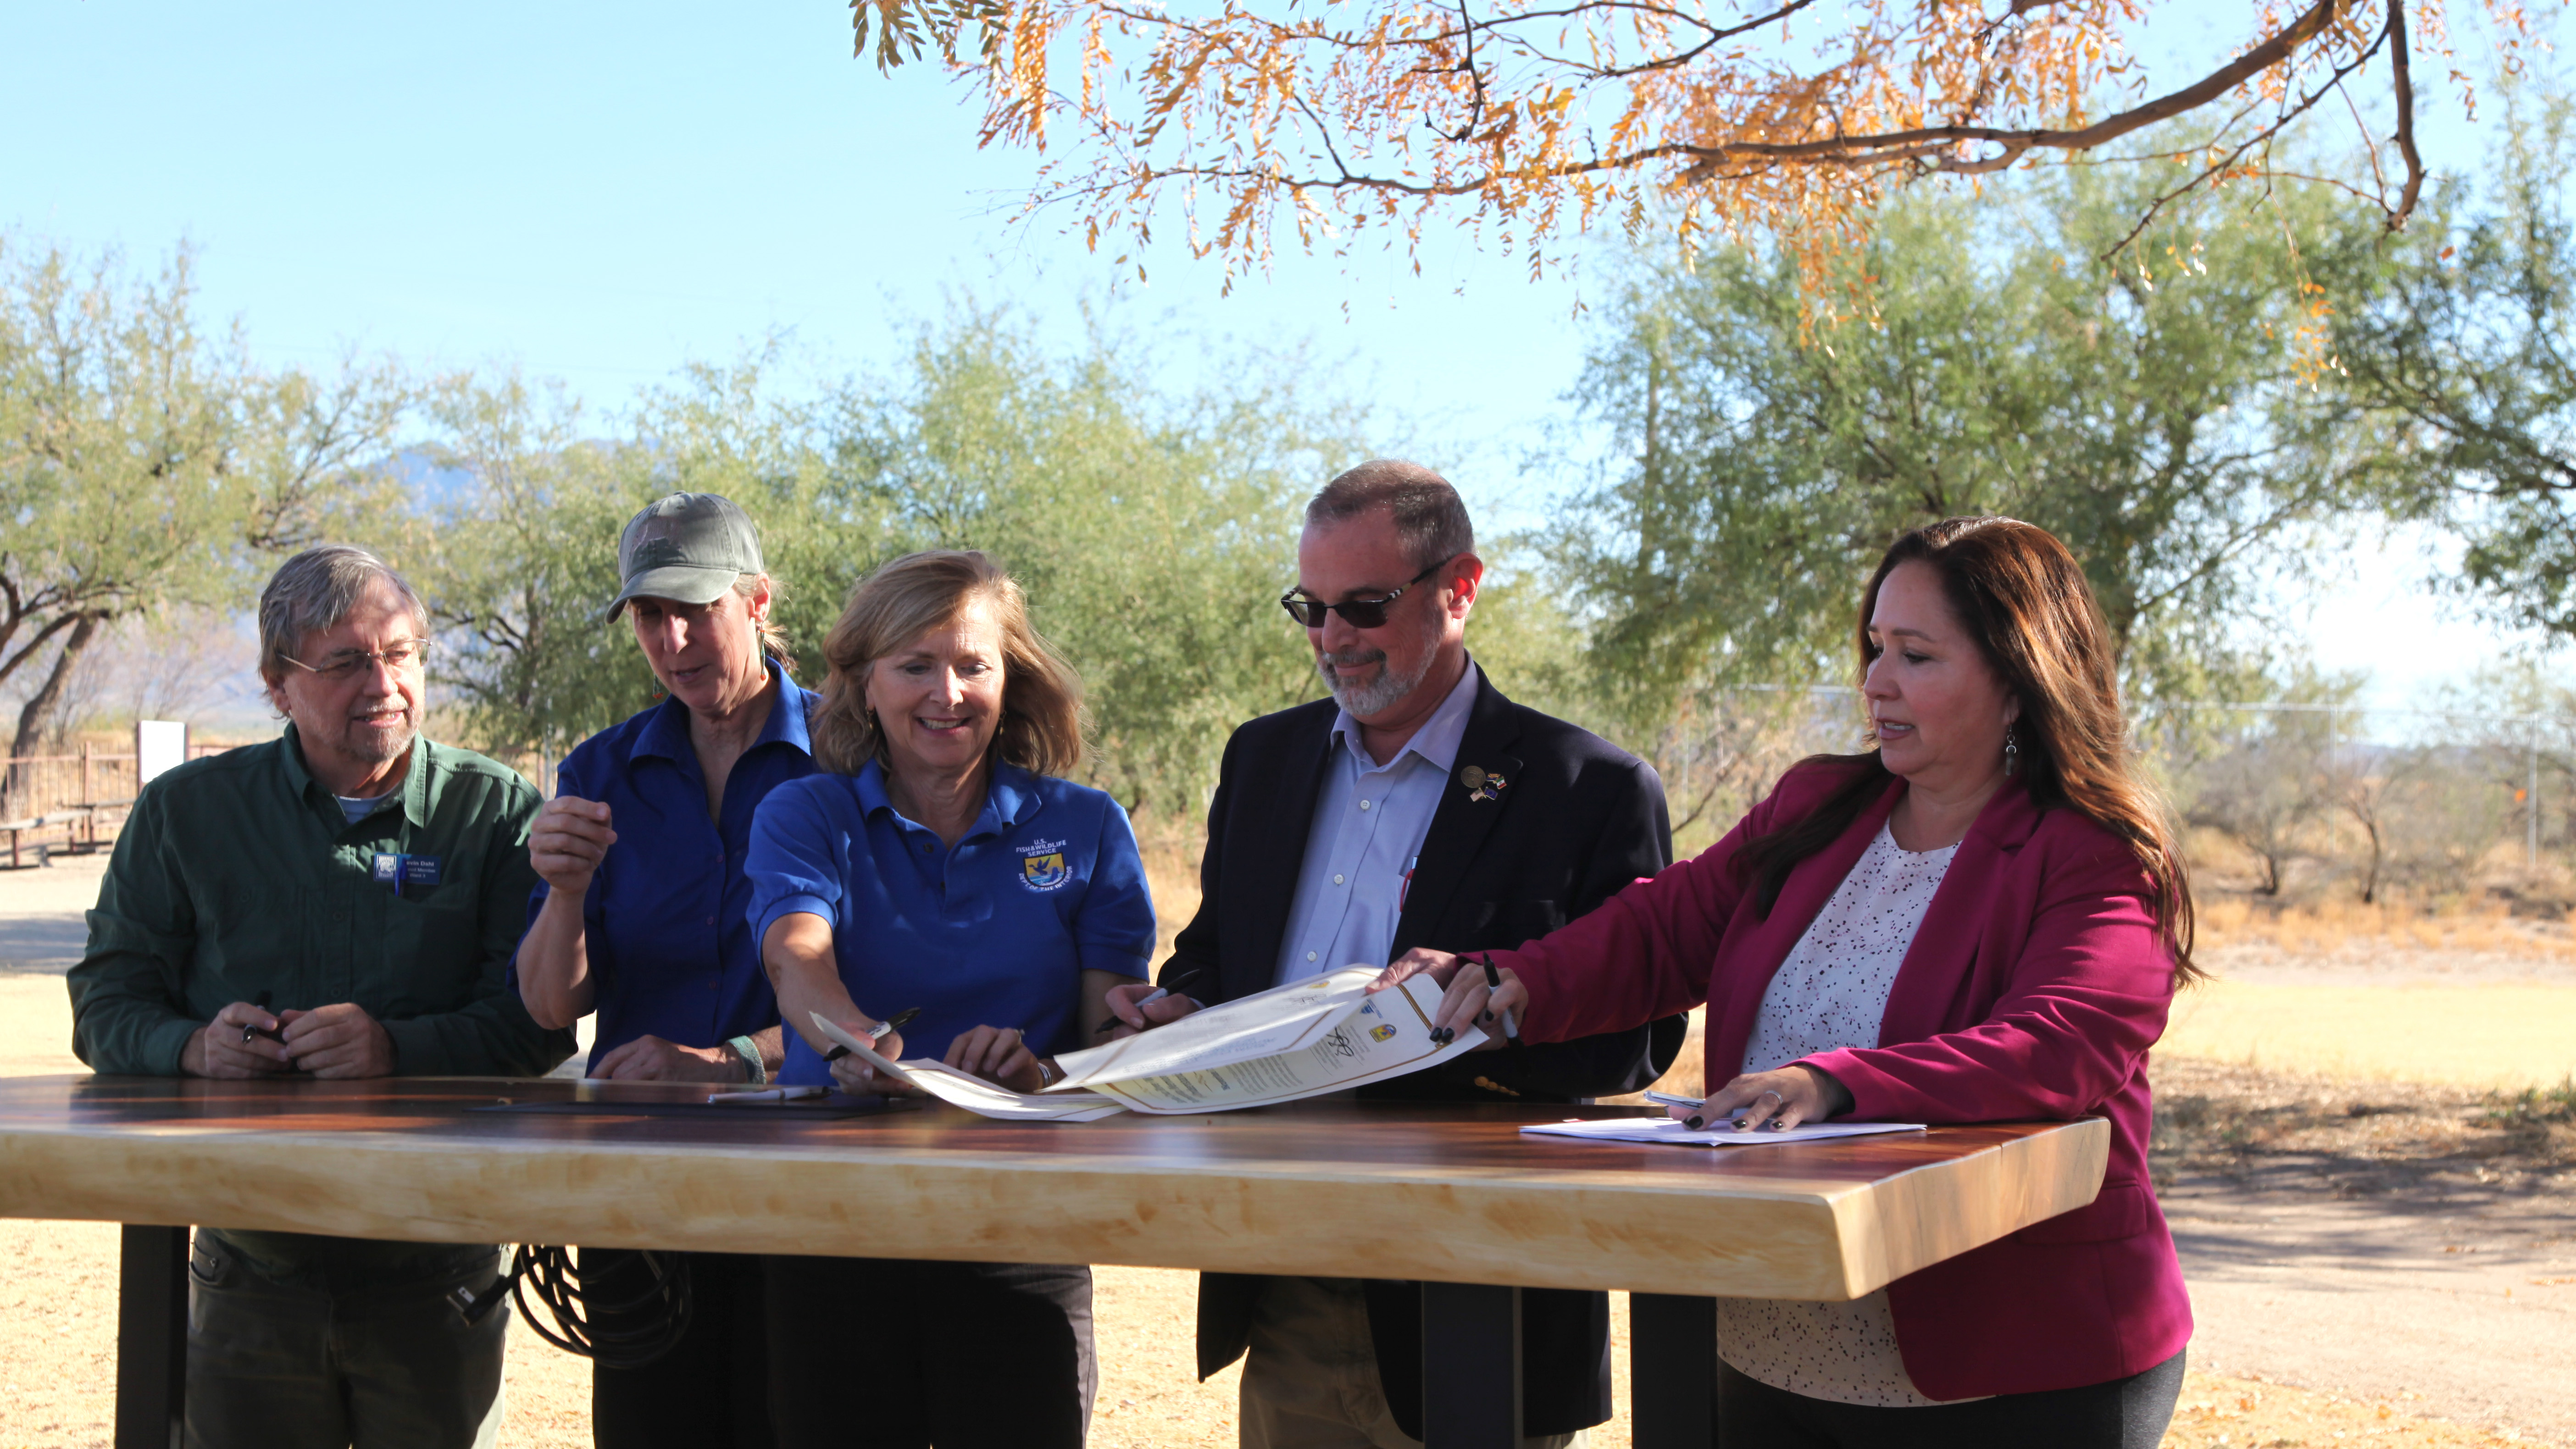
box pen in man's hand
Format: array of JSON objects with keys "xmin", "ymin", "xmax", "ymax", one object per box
[
  {"xmin": 825, "ymin": 1007, "xmax": 921, "ymax": 1064},
  {"xmin": 1097, "ymin": 969, "xmax": 1207, "ymax": 1032},
  {"xmin": 242, "ymin": 991, "xmax": 286, "ymax": 1047}
]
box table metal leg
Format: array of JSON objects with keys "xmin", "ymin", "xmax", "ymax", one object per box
[
  {"xmin": 1421, "ymin": 1282, "xmax": 1521, "ymax": 1448},
  {"xmin": 1630, "ymin": 1293, "xmax": 1717, "ymax": 1449},
  {"xmin": 115, "ymin": 1224, "xmax": 187, "ymax": 1449}
]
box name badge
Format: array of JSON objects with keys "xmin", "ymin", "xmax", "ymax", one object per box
[{"xmin": 372, "ymin": 854, "xmax": 443, "ymax": 897}]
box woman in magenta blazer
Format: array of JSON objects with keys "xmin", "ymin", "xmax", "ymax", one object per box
[{"xmin": 1379, "ymin": 516, "xmax": 2196, "ymax": 1447}]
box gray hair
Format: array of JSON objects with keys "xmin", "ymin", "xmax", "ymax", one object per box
[
  {"xmin": 1304, "ymin": 459, "xmax": 1475, "ymax": 570},
  {"xmin": 258, "ymin": 544, "xmax": 430, "ymax": 684}
]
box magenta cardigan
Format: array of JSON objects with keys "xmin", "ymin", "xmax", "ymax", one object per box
[{"xmin": 1497, "ymin": 760, "xmax": 2192, "ymax": 1400}]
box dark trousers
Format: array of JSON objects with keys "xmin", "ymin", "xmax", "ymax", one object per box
[
  {"xmin": 589, "ymin": 1249, "xmax": 774, "ymax": 1449},
  {"xmin": 183, "ymin": 1232, "xmax": 506, "ymax": 1449},
  {"xmin": 1715, "ymin": 1348, "xmax": 2187, "ymax": 1449},
  {"xmin": 761, "ymin": 1256, "xmax": 1094, "ymax": 1449}
]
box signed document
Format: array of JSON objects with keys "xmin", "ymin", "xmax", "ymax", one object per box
[{"xmin": 1046, "ymin": 967, "xmax": 1485, "ymax": 1113}]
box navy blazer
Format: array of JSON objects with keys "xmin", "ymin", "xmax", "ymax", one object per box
[{"xmin": 1164, "ymin": 666, "xmax": 1676, "ymax": 1437}]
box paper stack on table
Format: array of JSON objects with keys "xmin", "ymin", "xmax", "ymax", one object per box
[
  {"xmin": 1522, "ymin": 1117, "xmax": 1927, "ymax": 1148},
  {"xmin": 810, "ymin": 967, "xmax": 1482, "ymax": 1122}
]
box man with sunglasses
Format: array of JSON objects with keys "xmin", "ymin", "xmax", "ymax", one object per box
[
  {"xmin": 69, "ymin": 544, "xmax": 572, "ymax": 1449},
  {"xmin": 1105, "ymin": 460, "xmax": 1678, "ymax": 1449}
]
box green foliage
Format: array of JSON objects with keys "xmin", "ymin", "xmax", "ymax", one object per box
[
  {"xmin": 409, "ymin": 314, "xmax": 1369, "ymax": 818},
  {"xmin": 2321, "ymin": 88, "xmax": 2576, "ymax": 641},
  {"xmin": 0, "ymin": 237, "xmax": 406, "ymax": 783},
  {"xmin": 1553, "ymin": 157, "xmax": 2386, "ymax": 727},
  {"xmin": 820, "ymin": 313, "xmax": 1362, "ymax": 818}
]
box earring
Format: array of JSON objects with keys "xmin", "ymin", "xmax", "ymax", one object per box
[{"xmin": 2004, "ymin": 725, "xmax": 2021, "ymax": 776}]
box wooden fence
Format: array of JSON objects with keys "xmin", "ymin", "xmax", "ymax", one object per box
[
  {"xmin": 0, "ymin": 742, "xmax": 252, "ymax": 865},
  {"xmin": 2, "ymin": 740, "xmax": 554, "ymax": 867}
]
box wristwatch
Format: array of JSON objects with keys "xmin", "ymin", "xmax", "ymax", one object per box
[{"xmin": 726, "ymin": 1035, "xmax": 767, "ymax": 1086}]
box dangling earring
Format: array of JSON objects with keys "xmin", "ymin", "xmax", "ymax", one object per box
[{"xmin": 2003, "ymin": 725, "xmax": 2021, "ymax": 776}]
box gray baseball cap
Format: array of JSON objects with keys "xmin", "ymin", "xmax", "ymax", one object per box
[{"xmin": 605, "ymin": 493, "xmax": 766, "ymax": 620}]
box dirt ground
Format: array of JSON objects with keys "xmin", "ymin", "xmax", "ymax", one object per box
[{"xmin": 7, "ymin": 851, "xmax": 2574, "ymax": 1447}]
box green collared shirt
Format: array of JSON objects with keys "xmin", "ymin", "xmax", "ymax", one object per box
[{"xmin": 68, "ymin": 725, "xmax": 574, "ymax": 1080}]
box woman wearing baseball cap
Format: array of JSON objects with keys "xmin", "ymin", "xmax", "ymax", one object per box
[{"xmin": 512, "ymin": 491, "xmax": 819, "ymax": 1445}]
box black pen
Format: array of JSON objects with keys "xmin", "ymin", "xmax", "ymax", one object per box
[
  {"xmin": 242, "ymin": 990, "xmax": 286, "ymax": 1047},
  {"xmin": 1478, "ymin": 955, "xmax": 1520, "ymax": 1044},
  {"xmin": 1098, "ymin": 968, "xmax": 1207, "ymax": 1033},
  {"xmin": 824, "ymin": 1007, "xmax": 920, "ymax": 1064}
]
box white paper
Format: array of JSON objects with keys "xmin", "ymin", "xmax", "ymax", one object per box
[
  {"xmin": 806, "ymin": 1014, "xmax": 1127, "ymax": 1121},
  {"xmin": 1070, "ymin": 973, "xmax": 1487, "ymax": 1115},
  {"xmin": 1049, "ymin": 967, "xmax": 1387, "ymax": 1090},
  {"xmin": 1520, "ymin": 1117, "xmax": 1927, "ymax": 1148}
]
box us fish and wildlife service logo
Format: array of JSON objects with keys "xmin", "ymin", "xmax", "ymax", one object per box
[{"xmin": 1018, "ymin": 840, "xmax": 1071, "ymax": 892}]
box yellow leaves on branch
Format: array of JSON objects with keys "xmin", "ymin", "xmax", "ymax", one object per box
[{"xmin": 847, "ymin": 0, "xmax": 2535, "ymax": 288}]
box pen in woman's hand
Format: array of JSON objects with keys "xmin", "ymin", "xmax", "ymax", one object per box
[
  {"xmin": 1098, "ymin": 969, "xmax": 1207, "ymax": 1032},
  {"xmin": 1646, "ymin": 1090, "xmax": 1751, "ymax": 1131},
  {"xmin": 825, "ymin": 1007, "xmax": 920, "ymax": 1063},
  {"xmin": 1478, "ymin": 955, "xmax": 1520, "ymax": 1043}
]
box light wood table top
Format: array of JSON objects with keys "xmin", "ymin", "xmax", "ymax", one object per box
[{"xmin": 0, "ymin": 1075, "xmax": 2109, "ymax": 1301}]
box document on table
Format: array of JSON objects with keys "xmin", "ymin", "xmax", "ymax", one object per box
[
  {"xmin": 1521, "ymin": 1117, "xmax": 1927, "ymax": 1148},
  {"xmin": 1045, "ymin": 967, "xmax": 1484, "ymax": 1114},
  {"xmin": 806, "ymin": 1015, "xmax": 1127, "ymax": 1121}
]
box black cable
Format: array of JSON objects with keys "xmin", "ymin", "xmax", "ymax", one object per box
[{"xmin": 455, "ymin": 1245, "xmax": 693, "ymax": 1370}]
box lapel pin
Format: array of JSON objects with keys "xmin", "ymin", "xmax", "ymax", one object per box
[{"xmin": 1460, "ymin": 765, "xmax": 1507, "ymax": 803}]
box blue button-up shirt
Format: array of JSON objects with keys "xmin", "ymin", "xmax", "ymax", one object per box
[
  {"xmin": 1271, "ymin": 661, "xmax": 1481, "ymax": 986},
  {"xmin": 515, "ymin": 658, "xmax": 820, "ymax": 1071},
  {"xmin": 745, "ymin": 759, "xmax": 1155, "ymax": 1087}
]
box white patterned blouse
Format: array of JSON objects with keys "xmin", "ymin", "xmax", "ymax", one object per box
[{"xmin": 1711, "ymin": 821, "xmax": 1988, "ymax": 1407}]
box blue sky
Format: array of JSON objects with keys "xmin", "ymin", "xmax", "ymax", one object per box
[{"xmin": 2, "ymin": 0, "xmax": 2561, "ymax": 714}]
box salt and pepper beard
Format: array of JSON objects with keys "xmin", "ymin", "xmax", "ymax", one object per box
[
  {"xmin": 1314, "ymin": 607, "xmax": 1444, "ymax": 717},
  {"xmin": 325, "ymin": 687, "xmax": 419, "ymax": 766}
]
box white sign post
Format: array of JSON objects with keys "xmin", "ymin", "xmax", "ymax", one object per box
[{"xmin": 135, "ymin": 721, "xmax": 189, "ymax": 787}]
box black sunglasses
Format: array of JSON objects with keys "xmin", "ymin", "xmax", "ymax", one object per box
[{"xmin": 1279, "ymin": 561, "xmax": 1447, "ymax": 630}]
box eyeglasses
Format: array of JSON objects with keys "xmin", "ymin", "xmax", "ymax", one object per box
[
  {"xmin": 278, "ymin": 640, "xmax": 431, "ymax": 683},
  {"xmin": 1279, "ymin": 561, "xmax": 1448, "ymax": 630}
]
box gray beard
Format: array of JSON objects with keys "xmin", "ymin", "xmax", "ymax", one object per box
[{"xmin": 1317, "ymin": 644, "xmax": 1438, "ymax": 717}]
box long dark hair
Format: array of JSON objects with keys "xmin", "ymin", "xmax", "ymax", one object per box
[{"xmin": 1732, "ymin": 517, "xmax": 2198, "ymax": 986}]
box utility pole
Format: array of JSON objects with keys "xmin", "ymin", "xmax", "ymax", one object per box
[{"xmin": 2531, "ymin": 719, "xmax": 2543, "ymax": 872}]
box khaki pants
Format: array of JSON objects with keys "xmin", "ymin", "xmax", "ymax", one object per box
[{"xmin": 1239, "ymin": 1276, "xmax": 1585, "ymax": 1449}]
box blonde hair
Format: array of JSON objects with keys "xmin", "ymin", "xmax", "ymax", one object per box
[
  {"xmin": 732, "ymin": 573, "xmax": 794, "ymax": 672},
  {"xmin": 809, "ymin": 550, "xmax": 1086, "ymax": 777}
]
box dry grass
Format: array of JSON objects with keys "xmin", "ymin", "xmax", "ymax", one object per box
[
  {"xmin": 2198, "ymin": 894, "xmax": 2576, "ymax": 960},
  {"xmin": 2162, "ymin": 981, "xmax": 2576, "ymax": 1088}
]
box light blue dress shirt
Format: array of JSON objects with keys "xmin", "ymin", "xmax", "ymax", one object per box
[{"xmin": 1271, "ymin": 661, "xmax": 1482, "ymax": 987}]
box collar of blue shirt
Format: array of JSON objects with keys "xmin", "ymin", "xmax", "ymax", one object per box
[
  {"xmin": 851, "ymin": 756, "xmax": 1043, "ymax": 839},
  {"xmin": 1328, "ymin": 658, "xmax": 1482, "ymax": 775},
  {"xmin": 628, "ymin": 655, "xmax": 815, "ymax": 768}
]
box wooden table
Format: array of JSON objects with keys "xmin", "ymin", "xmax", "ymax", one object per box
[{"xmin": 0, "ymin": 1075, "xmax": 2110, "ymax": 1449}]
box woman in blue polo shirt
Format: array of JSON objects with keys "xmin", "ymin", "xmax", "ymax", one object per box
[
  {"xmin": 512, "ymin": 491, "xmax": 816, "ymax": 1446},
  {"xmin": 747, "ymin": 549, "xmax": 1154, "ymax": 1449}
]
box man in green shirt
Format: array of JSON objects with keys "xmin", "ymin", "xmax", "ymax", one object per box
[{"xmin": 68, "ymin": 544, "xmax": 572, "ymax": 1449}]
